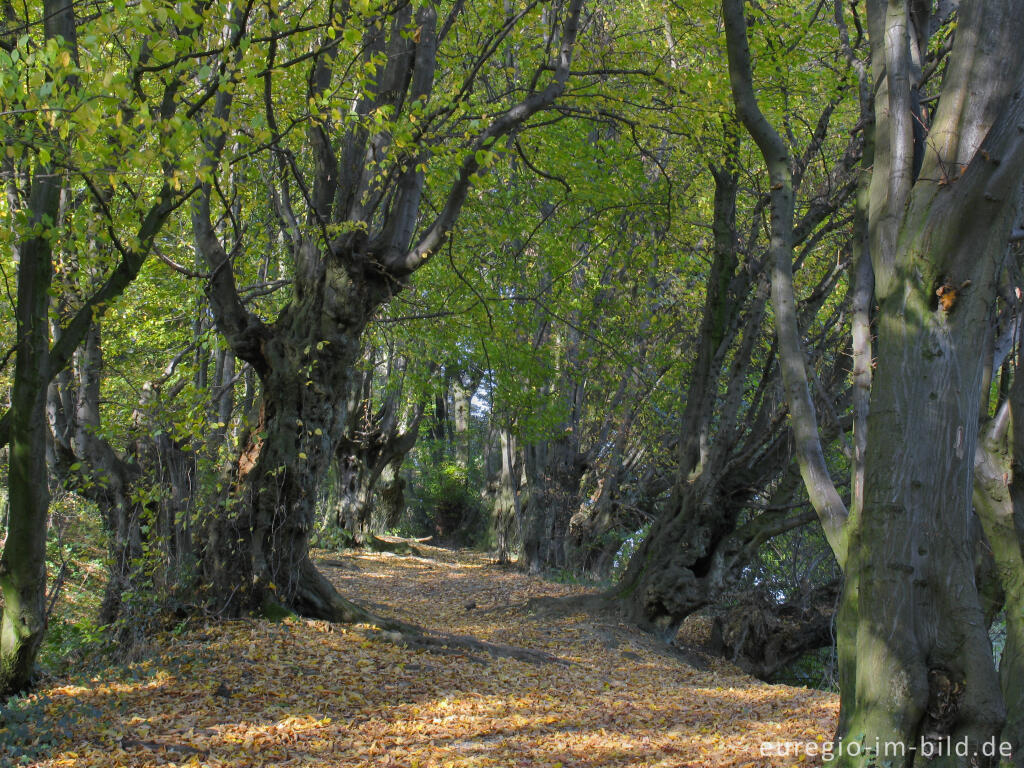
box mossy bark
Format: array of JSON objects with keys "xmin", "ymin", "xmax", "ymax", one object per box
[{"xmin": 0, "ymin": 160, "xmax": 58, "ymax": 697}]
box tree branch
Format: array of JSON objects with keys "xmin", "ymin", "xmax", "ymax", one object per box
[{"xmin": 723, "ymin": 0, "xmax": 849, "ymax": 566}]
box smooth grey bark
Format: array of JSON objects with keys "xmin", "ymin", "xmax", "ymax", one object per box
[
  {"xmin": 723, "ymin": 13, "xmax": 849, "ymax": 560},
  {"xmin": 725, "ymin": 0, "xmax": 1024, "ymax": 762},
  {"xmin": 846, "ymin": 1, "xmax": 1024, "ymax": 762}
]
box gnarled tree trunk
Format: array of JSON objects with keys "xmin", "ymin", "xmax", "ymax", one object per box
[
  {"xmin": 191, "ymin": 1, "xmax": 585, "ymax": 621},
  {"xmin": 333, "ymin": 353, "xmax": 424, "ymax": 543},
  {"xmin": 198, "ymin": 262, "xmax": 383, "ymax": 617},
  {"xmin": 520, "ymin": 438, "xmax": 587, "ymax": 573}
]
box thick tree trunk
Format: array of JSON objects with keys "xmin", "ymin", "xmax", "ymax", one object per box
[
  {"xmin": 520, "ymin": 439, "xmax": 585, "ymax": 573},
  {"xmin": 723, "ymin": 0, "xmax": 1024, "ymax": 760},
  {"xmin": 612, "ymin": 486, "xmax": 723, "ymax": 637},
  {"xmin": 334, "ymin": 454, "xmax": 409, "ymax": 541},
  {"xmin": 452, "ymin": 378, "xmax": 472, "ymax": 471},
  {"xmin": 566, "ymin": 399, "xmax": 640, "ymax": 578},
  {"xmin": 0, "ymin": 213, "xmax": 54, "ymax": 695},
  {"xmin": 839, "ymin": 255, "xmax": 1006, "ymax": 765},
  {"xmin": 191, "ymin": 0, "xmax": 584, "ymax": 620},
  {"xmin": 333, "ymin": 361, "xmax": 423, "ymax": 543},
  {"xmin": 0, "ymin": 0, "xmax": 76, "ymax": 688},
  {"xmin": 832, "ymin": 0, "xmax": 1024, "ymax": 755},
  {"xmin": 491, "ymin": 429, "xmax": 521, "ymax": 564},
  {"xmin": 334, "ymin": 453, "xmax": 379, "ymax": 541},
  {"xmin": 199, "ymin": 258, "xmax": 396, "ymax": 620},
  {"xmin": 606, "ymin": 478, "xmax": 808, "ymax": 639},
  {"xmin": 709, "ymin": 580, "xmax": 840, "ymax": 682},
  {"xmin": 373, "ymin": 460, "xmax": 406, "ymax": 533},
  {"xmin": 566, "ymin": 477, "xmax": 623, "ymax": 579},
  {"xmin": 974, "ymin": 393, "xmax": 1024, "ymax": 765}
]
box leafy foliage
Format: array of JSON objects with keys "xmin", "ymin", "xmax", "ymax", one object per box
[{"xmin": 403, "ymin": 458, "xmax": 488, "ymax": 547}]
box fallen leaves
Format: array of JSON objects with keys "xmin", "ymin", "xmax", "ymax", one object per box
[{"xmin": 11, "ymin": 545, "xmax": 838, "ymax": 767}]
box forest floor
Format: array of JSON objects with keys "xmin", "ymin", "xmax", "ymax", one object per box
[{"xmin": 6, "ymin": 543, "xmax": 838, "ymax": 767}]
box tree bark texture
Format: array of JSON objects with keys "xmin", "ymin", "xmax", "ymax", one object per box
[
  {"xmin": 193, "ymin": 1, "xmax": 585, "ymax": 620},
  {"xmin": 724, "ymin": 0, "xmax": 1024, "ymax": 762},
  {"xmin": 608, "ymin": 63, "xmax": 861, "ymax": 627},
  {"xmin": 0, "ymin": 0, "xmax": 77, "ymax": 694}
]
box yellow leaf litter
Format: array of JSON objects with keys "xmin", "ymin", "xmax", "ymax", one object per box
[{"xmin": 17, "ymin": 545, "xmax": 838, "ymax": 767}]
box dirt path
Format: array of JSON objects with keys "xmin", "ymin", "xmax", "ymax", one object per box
[{"xmin": 15, "ymin": 546, "xmax": 837, "ymax": 767}]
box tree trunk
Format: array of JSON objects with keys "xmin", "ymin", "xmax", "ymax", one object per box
[
  {"xmin": 48, "ymin": 322, "xmax": 198, "ymax": 636},
  {"xmin": 612, "ymin": 485, "xmax": 726, "ymax": 637},
  {"xmin": 452, "ymin": 378, "xmax": 472, "ymax": 471},
  {"xmin": 191, "ymin": 0, "xmax": 585, "ymax": 620},
  {"xmin": 492, "ymin": 429, "xmax": 521, "ymax": 564},
  {"xmin": 334, "ymin": 453, "xmax": 379, "ymax": 541},
  {"xmin": 0, "ymin": 199, "xmax": 55, "ymax": 694},
  {"xmin": 974, "ymin": 386, "xmax": 1024, "ymax": 765},
  {"xmin": 723, "ymin": 0, "xmax": 1024, "ymax": 759},
  {"xmin": 709, "ymin": 580, "xmax": 840, "ymax": 682},
  {"xmin": 520, "ymin": 439, "xmax": 585, "ymax": 573},
  {"xmin": 0, "ymin": 0, "xmax": 77, "ymax": 692},
  {"xmin": 201, "ymin": 260, "xmax": 382, "ymax": 619},
  {"xmin": 833, "ymin": 0, "xmax": 1024, "ymax": 756},
  {"xmin": 333, "ymin": 356, "xmax": 424, "ymax": 543},
  {"xmin": 565, "ymin": 382, "xmax": 639, "ymax": 578},
  {"xmin": 841, "ymin": 244, "xmax": 1007, "ymax": 765},
  {"xmin": 373, "ymin": 459, "xmax": 406, "ymax": 533}
]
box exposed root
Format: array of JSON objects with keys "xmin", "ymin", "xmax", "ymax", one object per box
[
  {"xmin": 294, "ymin": 558, "xmax": 570, "ymax": 666},
  {"xmin": 529, "ymin": 592, "xmax": 713, "ymax": 671},
  {"xmin": 526, "ymin": 591, "xmax": 616, "ymax": 619},
  {"xmin": 292, "ymin": 557, "xmax": 413, "ymax": 633},
  {"xmin": 362, "ymin": 535, "xmax": 423, "ymax": 557},
  {"xmin": 363, "ymin": 628, "xmax": 571, "ymax": 666}
]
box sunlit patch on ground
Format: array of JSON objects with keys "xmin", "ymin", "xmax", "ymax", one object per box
[{"xmin": 15, "ymin": 544, "xmax": 838, "ymax": 767}]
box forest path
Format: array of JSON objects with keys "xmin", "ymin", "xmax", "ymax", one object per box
[{"xmin": 20, "ymin": 545, "xmax": 837, "ymax": 767}]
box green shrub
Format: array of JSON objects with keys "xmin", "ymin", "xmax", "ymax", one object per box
[{"xmin": 404, "ymin": 461, "xmax": 488, "ymax": 547}]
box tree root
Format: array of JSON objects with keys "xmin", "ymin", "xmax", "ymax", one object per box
[
  {"xmin": 291, "ymin": 558, "xmax": 570, "ymax": 665},
  {"xmin": 526, "ymin": 591, "xmax": 616, "ymax": 619},
  {"xmin": 292, "ymin": 557, "xmax": 413, "ymax": 632},
  {"xmin": 362, "ymin": 534, "xmax": 423, "ymax": 557},
  {"xmin": 527, "ymin": 591, "xmax": 714, "ymax": 670},
  {"xmin": 364, "ymin": 628, "xmax": 571, "ymax": 666}
]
